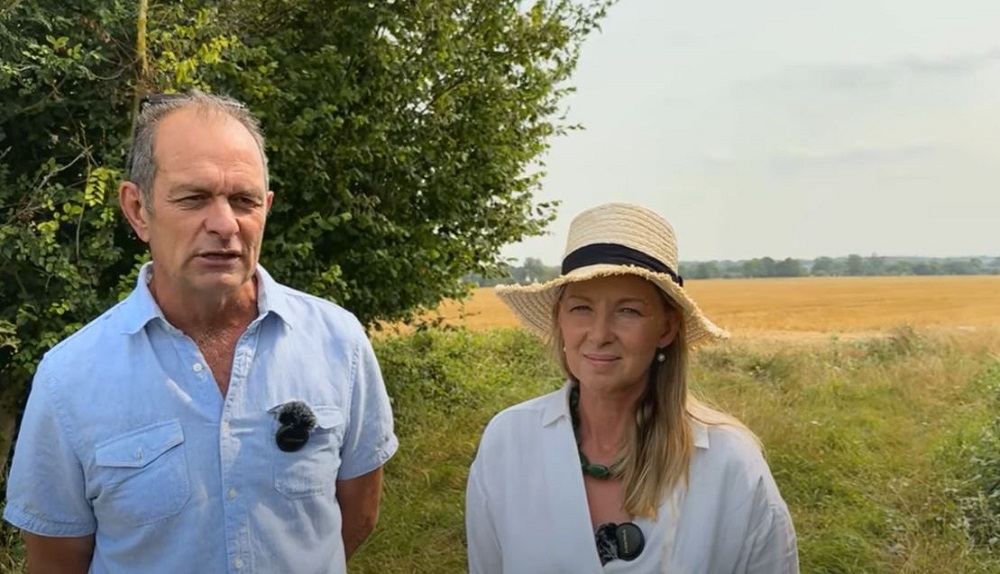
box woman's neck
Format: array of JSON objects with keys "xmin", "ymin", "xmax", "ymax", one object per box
[{"xmin": 576, "ymin": 383, "xmax": 644, "ymax": 454}]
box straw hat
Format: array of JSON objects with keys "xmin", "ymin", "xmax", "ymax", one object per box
[{"xmin": 495, "ymin": 202, "xmax": 729, "ymax": 346}]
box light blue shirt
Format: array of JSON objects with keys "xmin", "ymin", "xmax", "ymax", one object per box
[{"xmin": 4, "ymin": 263, "xmax": 399, "ymax": 573}]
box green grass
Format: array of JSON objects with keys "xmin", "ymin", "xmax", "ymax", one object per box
[
  {"xmin": 2, "ymin": 326, "xmax": 999, "ymax": 573},
  {"xmin": 353, "ymin": 327, "xmax": 1000, "ymax": 573},
  {"xmin": 352, "ymin": 328, "xmax": 562, "ymax": 571}
]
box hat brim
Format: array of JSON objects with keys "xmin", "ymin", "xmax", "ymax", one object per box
[{"xmin": 494, "ymin": 264, "xmax": 730, "ymax": 346}]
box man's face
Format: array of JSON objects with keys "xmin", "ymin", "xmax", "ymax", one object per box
[{"xmin": 126, "ymin": 106, "xmax": 273, "ymax": 300}]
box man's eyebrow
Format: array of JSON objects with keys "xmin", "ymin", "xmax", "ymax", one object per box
[
  {"xmin": 167, "ymin": 184, "xmax": 209, "ymax": 196},
  {"xmin": 235, "ymin": 188, "xmax": 266, "ymax": 197},
  {"xmin": 167, "ymin": 185, "xmax": 264, "ymax": 196}
]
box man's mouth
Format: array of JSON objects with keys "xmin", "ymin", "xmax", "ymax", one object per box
[{"xmin": 198, "ymin": 251, "xmax": 241, "ymax": 261}]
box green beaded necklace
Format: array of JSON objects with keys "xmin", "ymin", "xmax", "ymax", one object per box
[{"xmin": 569, "ymin": 385, "xmax": 614, "ymax": 480}]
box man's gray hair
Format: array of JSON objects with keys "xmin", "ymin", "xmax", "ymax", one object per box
[{"xmin": 125, "ymin": 90, "xmax": 269, "ymax": 210}]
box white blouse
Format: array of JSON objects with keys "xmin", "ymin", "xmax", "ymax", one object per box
[{"xmin": 465, "ymin": 384, "xmax": 799, "ymax": 574}]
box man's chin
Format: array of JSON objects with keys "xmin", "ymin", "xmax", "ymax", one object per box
[{"xmin": 193, "ymin": 270, "xmax": 254, "ymax": 293}]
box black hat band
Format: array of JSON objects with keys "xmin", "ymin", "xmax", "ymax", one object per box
[{"xmin": 561, "ymin": 242, "xmax": 683, "ymax": 287}]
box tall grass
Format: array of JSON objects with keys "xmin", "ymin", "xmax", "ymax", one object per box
[
  {"xmin": 352, "ymin": 326, "xmax": 1000, "ymax": 573},
  {"xmin": 1, "ymin": 327, "xmax": 998, "ymax": 573}
]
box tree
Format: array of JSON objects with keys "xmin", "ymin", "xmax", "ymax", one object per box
[
  {"xmin": 0, "ymin": 0, "xmax": 613, "ymax": 475},
  {"xmin": 682, "ymin": 261, "xmax": 721, "ymax": 280},
  {"xmin": 760, "ymin": 256, "xmax": 776, "ymax": 277},
  {"xmin": 943, "ymin": 260, "xmax": 977, "ymax": 275},
  {"xmin": 886, "ymin": 261, "xmax": 913, "ymax": 275},
  {"xmin": 866, "ymin": 254, "xmax": 885, "ymax": 276},
  {"xmin": 810, "ymin": 256, "xmax": 839, "ymax": 276},
  {"xmin": 698, "ymin": 261, "xmax": 722, "ymax": 279},
  {"xmin": 774, "ymin": 257, "xmax": 803, "ymax": 277},
  {"xmin": 846, "ymin": 254, "xmax": 865, "ymax": 276},
  {"xmin": 742, "ymin": 258, "xmax": 764, "ymax": 278},
  {"xmin": 912, "ymin": 262, "xmax": 940, "ymax": 275},
  {"xmin": 521, "ymin": 257, "xmax": 555, "ymax": 284}
]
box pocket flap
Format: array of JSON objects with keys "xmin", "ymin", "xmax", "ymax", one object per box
[
  {"xmin": 268, "ymin": 401, "xmax": 344, "ymax": 430},
  {"xmin": 312, "ymin": 406, "xmax": 344, "ymax": 430},
  {"xmin": 95, "ymin": 419, "xmax": 184, "ymax": 469}
]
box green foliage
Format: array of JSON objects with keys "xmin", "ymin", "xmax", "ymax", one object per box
[
  {"xmin": 355, "ymin": 328, "xmax": 558, "ymax": 573},
  {"xmin": 690, "ymin": 332, "xmax": 1000, "ymax": 573},
  {"xmin": 0, "ymin": 0, "xmax": 139, "ymax": 425},
  {"xmin": 0, "ymin": 0, "xmax": 613, "ymax": 460},
  {"xmin": 193, "ymin": 0, "xmax": 612, "ymax": 323},
  {"xmin": 951, "ymin": 361, "xmax": 1000, "ymax": 549}
]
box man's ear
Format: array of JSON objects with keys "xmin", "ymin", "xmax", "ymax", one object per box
[
  {"xmin": 659, "ymin": 307, "xmax": 682, "ymax": 348},
  {"xmin": 119, "ymin": 181, "xmax": 151, "ymax": 242}
]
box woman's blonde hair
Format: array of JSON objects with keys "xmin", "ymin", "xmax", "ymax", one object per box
[{"xmin": 550, "ymin": 286, "xmax": 759, "ymax": 519}]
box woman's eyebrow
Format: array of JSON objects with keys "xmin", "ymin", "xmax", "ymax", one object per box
[{"xmin": 616, "ymin": 297, "xmax": 649, "ymax": 306}]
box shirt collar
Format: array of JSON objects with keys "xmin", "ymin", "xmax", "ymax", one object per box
[
  {"xmin": 541, "ymin": 381, "xmax": 573, "ymax": 427},
  {"xmin": 540, "ymin": 380, "xmax": 711, "ymax": 449},
  {"xmin": 119, "ymin": 262, "xmax": 294, "ymax": 335}
]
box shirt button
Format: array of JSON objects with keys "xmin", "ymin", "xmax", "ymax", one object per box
[
  {"xmin": 228, "ymin": 488, "xmax": 238, "ymax": 500},
  {"xmin": 193, "ymin": 363, "xmax": 203, "ymax": 373},
  {"xmin": 220, "ymin": 421, "xmax": 230, "ymax": 434},
  {"xmin": 234, "ymin": 557, "xmax": 244, "ymax": 569}
]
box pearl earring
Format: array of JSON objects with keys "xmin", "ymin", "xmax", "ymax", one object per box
[{"xmin": 657, "ymin": 352, "xmax": 666, "ymax": 363}]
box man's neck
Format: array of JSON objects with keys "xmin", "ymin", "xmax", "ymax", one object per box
[{"xmin": 149, "ymin": 273, "xmax": 259, "ymax": 338}]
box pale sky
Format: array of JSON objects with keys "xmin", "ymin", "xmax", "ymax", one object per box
[{"xmin": 502, "ymin": 0, "xmax": 1000, "ymax": 265}]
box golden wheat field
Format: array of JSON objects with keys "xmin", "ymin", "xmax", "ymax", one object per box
[{"xmin": 430, "ymin": 276, "xmax": 1000, "ymax": 342}]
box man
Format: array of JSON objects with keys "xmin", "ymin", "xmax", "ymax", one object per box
[{"xmin": 3, "ymin": 91, "xmax": 398, "ymax": 573}]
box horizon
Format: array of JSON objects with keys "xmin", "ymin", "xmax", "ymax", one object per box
[{"xmin": 510, "ymin": 252, "xmax": 1000, "ymax": 268}]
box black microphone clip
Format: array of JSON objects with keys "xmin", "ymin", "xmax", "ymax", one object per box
[{"xmin": 274, "ymin": 401, "xmax": 317, "ymax": 452}]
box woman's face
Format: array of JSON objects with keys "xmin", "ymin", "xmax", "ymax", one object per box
[{"xmin": 557, "ymin": 274, "xmax": 680, "ymax": 394}]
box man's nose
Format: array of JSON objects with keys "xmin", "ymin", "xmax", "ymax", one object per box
[{"xmin": 204, "ymin": 197, "xmax": 239, "ymax": 237}]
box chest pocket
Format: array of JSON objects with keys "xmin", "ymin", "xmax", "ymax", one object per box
[
  {"xmin": 92, "ymin": 419, "xmax": 191, "ymax": 527},
  {"xmin": 270, "ymin": 404, "xmax": 346, "ymax": 499}
]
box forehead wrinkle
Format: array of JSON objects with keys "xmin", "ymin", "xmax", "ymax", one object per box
[{"xmin": 159, "ymin": 158, "xmax": 264, "ymax": 195}]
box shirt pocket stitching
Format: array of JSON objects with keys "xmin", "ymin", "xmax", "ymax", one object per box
[
  {"xmin": 92, "ymin": 420, "xmax": 191, "ymax": 526},
  {"xmin": 95, "ymin": 419, "xmax": 184, "ymax": 469},
  {"xmin": 271, "ymin": 403, "xmax": 345, "ymax": 499}
]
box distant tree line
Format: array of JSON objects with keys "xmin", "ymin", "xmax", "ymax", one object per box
[{"xmin": 467, "ymin": 254, "xmax": 1000, "ymax": 286}]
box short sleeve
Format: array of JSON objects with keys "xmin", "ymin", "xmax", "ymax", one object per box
[
  {"xmin": 3, "ymin": 361, "xmax": 96, "ymax": 536},
  {"xmin": 337, "ymin": 333, "xmax": 399, "ymax": 479}
]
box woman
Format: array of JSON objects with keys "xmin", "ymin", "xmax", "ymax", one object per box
[{"xmin": 465, "ymin": 202, "xmax": 798, "ymax": 573}]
